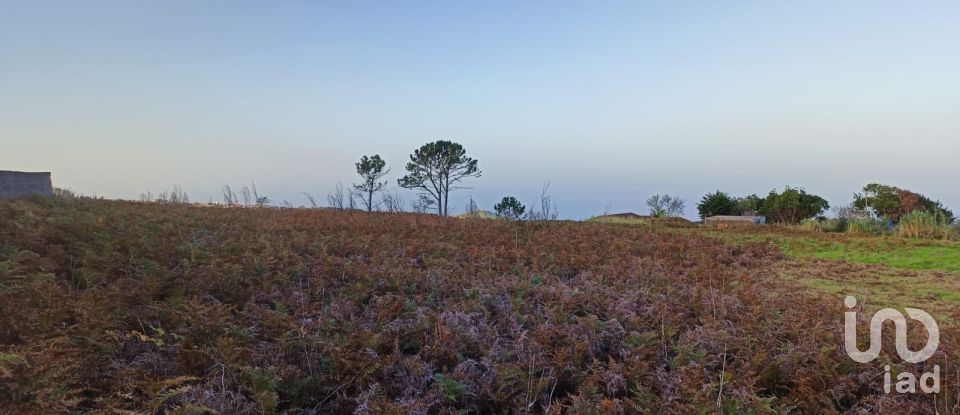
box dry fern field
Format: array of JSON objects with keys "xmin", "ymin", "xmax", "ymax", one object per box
[{"xmin": 2, "ymin": 198, "xmax": 959, "ymax": 414}]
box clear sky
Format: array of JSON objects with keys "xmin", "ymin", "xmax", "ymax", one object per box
[{"xmin": 2, "ymin": 1, "xmax": 958, "ymax": 219}]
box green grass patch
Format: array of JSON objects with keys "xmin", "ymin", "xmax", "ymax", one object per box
[
  {"xmin": 786, "ymin": 272, "xmax": 960, "ymax": 323},
  {"xmin": 707, "ymin": 230, "xmax": 960, "ymax": 273},
  {"xmin": 782, "ymin": 238, "xmax": 960, "ymax": 273}
]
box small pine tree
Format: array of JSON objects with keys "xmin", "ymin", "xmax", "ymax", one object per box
[
  {"xmin": 494, "ymin": 196, "xmax": 526, "ymax": 220},
  {"xmin": 697, "ymin": 191, "xmax": 737, "ymax": 219}
]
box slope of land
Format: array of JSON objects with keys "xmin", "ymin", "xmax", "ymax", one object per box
[{"xmin": 0, "ymin": 198, "xmax": 955, "ymax": 414}]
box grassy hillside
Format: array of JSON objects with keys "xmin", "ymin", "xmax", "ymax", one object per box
[{"xmin": 0, "ymin": 198, "xmax": 955, "ymax": 414}]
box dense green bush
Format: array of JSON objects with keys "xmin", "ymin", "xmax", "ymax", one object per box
[
  {"xmin": 700, "ymin": 188, "xmax": 830, "ymax": 224},
  {"xmin": 759, "ymin": 187, "xmax": 829, "ymax": 224},
  {"xmin": 696, "ymin": 191, "xmax": 737, "ymax": 219},
  {"xmin": 846, "ymin": 218, "xmax": 888, "ymax": 236}
]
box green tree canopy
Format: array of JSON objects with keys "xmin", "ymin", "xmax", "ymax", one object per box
[
  {"xmin": 697, "ymin": 191, "xmax": 738, "ymax": 219},
  {"xmin": 853, "ymin": 183, "xmax": 954, "ymax": 223},
  {"xmin": 759, "ymin": 187, "xmax": 829, "ymax": 224},
  {"xmin": 494, "ymin": 196, "xmax": 526, "ymax": 220},
  {"xmin": 735, "ymin": 194, "xmax": 765, "ymax": 216},
  {"xmin": 398, "ymin": 140, "xmax": 480, "ymax": 216},
  {"xmin": 353, "ymin": 154, "xmax": 389, "ymax": 212}
]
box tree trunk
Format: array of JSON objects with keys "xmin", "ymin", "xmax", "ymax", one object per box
[
  {"xmin": 442, "ymin": 177, "xmax": 449, "ymax": 217},
  {"xmin": 443, "ymin": 190, "xmax": 449, "ymax": 216}
]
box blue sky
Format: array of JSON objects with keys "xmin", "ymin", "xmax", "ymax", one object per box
[{"xmin": 2, "ymin": 1, "xmax": 958, "ymax": 218}]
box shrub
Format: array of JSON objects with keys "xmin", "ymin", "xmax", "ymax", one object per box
[
  {"xmin": 53, "ymin": 187, "xmax": 79, "ymax": 199},
  {"xmin": 846, "ymin": 218, "xmax": 887, "ymax": 236},
  {"xmin": 434, "ymin": 374, "xmax": 471, "ymax": 404},
  {"xmin": 820, "ymin": 218, "xmax": 848, "ymax": 233},
  {"xmin": 896, "ymin": 210, "xmax": 952, "ymax": 240}
]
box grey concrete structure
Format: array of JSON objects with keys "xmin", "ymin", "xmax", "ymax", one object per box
[{"xmin": 0, "ymin": 170, "xmax": 53, "ymax": 198}]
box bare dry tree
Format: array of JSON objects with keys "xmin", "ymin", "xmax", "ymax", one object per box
[
  {"xmin": 647, "ymin": 194, "xmax": 685, "ymax": 217},
  {"xmin": 222, "ymin": 185, "xmax": 239, "ymax": 206},
  {"xmin": 327, "ymin": 182, "xmax": 356, "ymax": 210},
  {"xmin": 526, "ymin": 182, "xmax": 558, "ymax": 220},
  {"xmin": 381, "ymin": 191, "xmax": 405, "ymax": 213},
  {"xmin": 140, "ymin": 186, "xmax": 189, "ymax": 204},
  {"xmin": 465, "ymin": 196, "xmax": 479, "ymax": 215},
  {"xmin": 302, "ymin": 192, "xmax": 319, "ymax": 208},
  {"xmin": 411, "ymin": 194, "xmax": 435, "ymax": 214},
  {"xmin": 250, "ymin": 182, "xmax": 270, "ymax": 207},
  {"xmin": 240, "ymin": 186, "xmax": 252, "ymax": 207}
]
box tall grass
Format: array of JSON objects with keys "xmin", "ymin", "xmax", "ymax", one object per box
[
  {"xmin": 795, "ymin": 218, "xmax": 851, "ymax": 233},
  {"xmin": 846, "ymin": 218, "xmax": 887, "ymax": 236},
  {"xmin": 896, "ymin": 210, "xmax": 952, "ymax": 240},
  {"xmin": 797, "ymin": 218, "xmax": 823, "ymax": 232}
]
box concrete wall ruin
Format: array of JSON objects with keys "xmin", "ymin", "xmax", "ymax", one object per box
[{"xmin": 0, "ymin": 170, "xmax": 53, "ymax": 198}]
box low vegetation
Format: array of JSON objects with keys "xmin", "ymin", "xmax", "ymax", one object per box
[
  {"xmin": 4, "ymin": 197, "xmax": 957, "ymax": 413},
  {"xmin": 896, "ymin": 210, "xmax": 955, "ymax": 240}
]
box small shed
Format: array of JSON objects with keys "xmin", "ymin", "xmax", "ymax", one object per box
[
  {"xmin": 0, "ymin": 170, "xmax": 53, "ymax": 198},
  {"xmin": 704, "ymin": 215, "xmax": 766, "ymax": 225}
]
